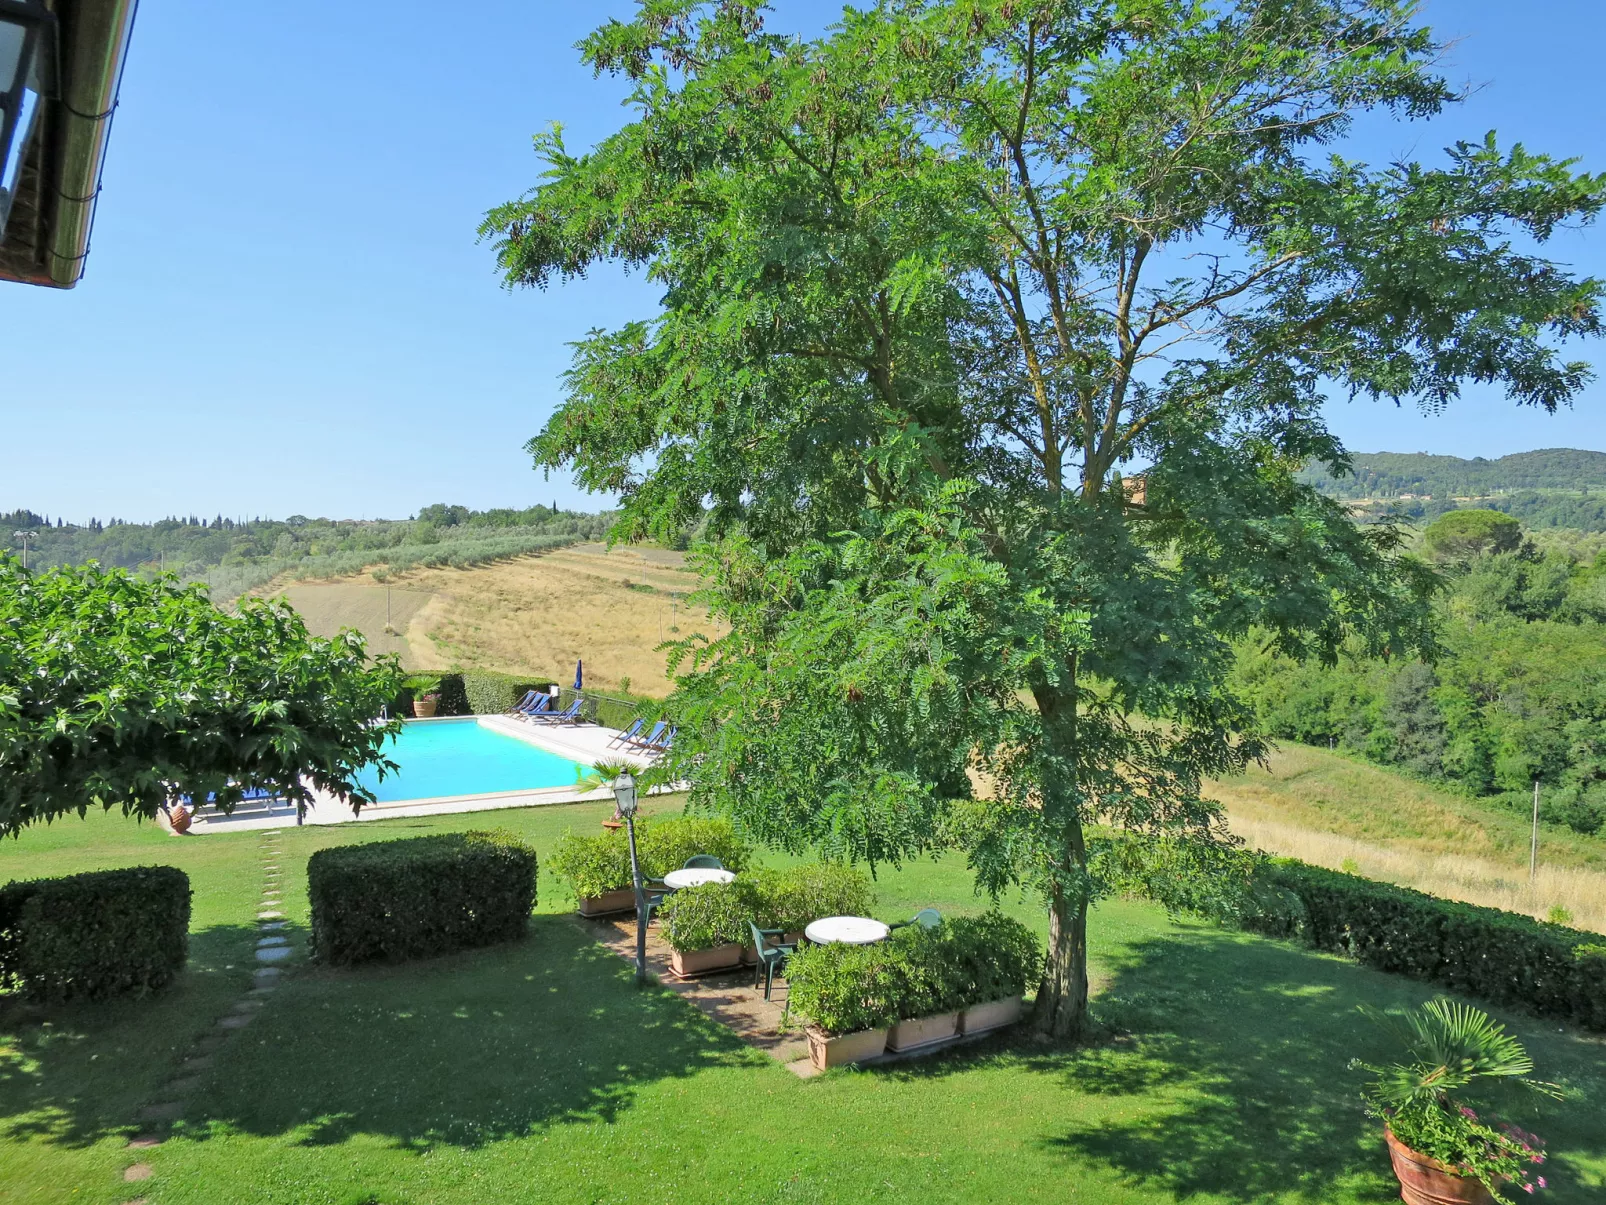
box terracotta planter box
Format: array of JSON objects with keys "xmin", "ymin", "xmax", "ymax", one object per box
[
  {"xmin": 887, "ymin": 1010, "xmax": 960, "ymax": 1052},
  {"xmin": 577, "ymin": 888, "xmax": 637, "ymax": 917},
  {"xmin": 412, "ymin": 698, "xmax": 438, "ymax": 718},
  {"xmin": 960, "ymin": 995, "xmax": 1024, "ymax": 1036},
  {"xmin": 668, "ymin": 943, "xmax": 744, "ymax": 978},
  {"xmin": 806, "ymin": 1024, "xmax": 888, "ymax": 1070},
  {"xmin": 1385, "ymin": 1128, "xmax": 1496, "ymax": 1205}
]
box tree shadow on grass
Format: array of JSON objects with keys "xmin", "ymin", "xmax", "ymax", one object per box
[
  {"xmin": 177, "ymin": 914, "xmax": 762, "ymax": 1153},
  {"xmin": 0, "ymin": 922, "xmax": 260, "ymax": 1148},
  {"xmin": 875, "ymin": 921, "xmax": 1606, "ymax": 1203}
]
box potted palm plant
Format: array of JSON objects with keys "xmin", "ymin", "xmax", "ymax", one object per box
[
  {"xmin": 1354, "ymin": 999, "xmax": 1557, "ymax": 1204},
  {"xmin": 405, "ymin": 675, "xmax": 442, "ymax": 718}
]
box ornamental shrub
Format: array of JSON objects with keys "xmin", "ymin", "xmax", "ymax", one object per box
[
  {"xmin": 743, "ymin": 863, "xmax": 876, "ymax": 933},
  {"xmin": 550, "ymin": 816, "xmax": 751, "ymax": 900},
  {"xmin": 0, "ymin": 867, "xmax": 191, "ymax": 1002},
  {"xmin": 309, "ymin": 831, "xmax": 537, "ymax": 966},
  {"xmin": 784, "ymin": 940, "xmax": 902, "ymax": 1036},
  {"xmin": 463, "ymin": 671, "xmax": 552, "ymax": 716},
  {"xmin": 660, "ymin": 881, "xmax": 750, "ymax": 952},
  {"xmin": 944, "ymin": 912, "xmax": 1042, "ymax": 1004}
]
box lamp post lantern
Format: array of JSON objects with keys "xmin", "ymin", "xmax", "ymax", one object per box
[
  {"xmin": 611, "ymin": 770, "xmax": 647, "ymax": 984},
  {"xmin": 13, "ymin": 528, "xmax": 35, "ymax": 569},
  {"xmin": 0, "ymin": 0, "xmax": 52, "ymax": 238}
]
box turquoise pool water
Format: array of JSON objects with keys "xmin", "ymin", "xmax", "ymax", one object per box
[{"xmin": 356, "ymin": 718, "xmax": 593, "ymax": 802}]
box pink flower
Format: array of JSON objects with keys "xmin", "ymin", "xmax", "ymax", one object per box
[
  {"xmin": 1538, "ymin": 1178, "xmax": 1547, "ymax": 1189},
  {"xmin": 1522, "ymin": 1186, "xmax": 1534, "ymax": 1195},
  {"xmin": 1460, "ymin": 1106, "xmax": 1479, "ymax": 1119}
]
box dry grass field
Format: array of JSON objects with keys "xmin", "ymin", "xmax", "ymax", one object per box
[
  {"xmin": 1210, "ymin": 744, "xmax": 1606, "ymax": 933},
  {"xmin": 265, "ymin": 543, "xmax": 716, "ymax": 696}
]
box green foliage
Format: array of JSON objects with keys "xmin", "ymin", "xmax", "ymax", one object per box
[
  {"xmin": 1422, "ymin": 510, "xmax": 1525, "ymax": 561},
  {"xmin": 783, "ymin": 941, "xmax": 903, "ymax": 1037},
  {"xmin": 0, "ymin": 557, "xmax": 404, "ymax": 836},
  {"xmin": 1356, "ymin": 999, "xmax": 1556, "ymax": 1195},
  {"xmin": 308, "ymin": 831, "xmax": 537, "ymax": 967},
  {"xmin": 403, "ymin": 674, "xmax": 442, "ymax": 700},
  {"xmin": 785, "ymin": 911, "xmax": 1042, "ymax": 1033},
  {"xmin": 658, "ymin": 862, "xmax": 876, "ymax": 952},
  {"xmin": 659, "ymin": 881, "xmax": 749, "ymax": 953},
  {"xmin": 548, "ymin": 816, "xmax": 751, "ymax": 900},
  {"xmin": 489, "ymin": 0, "xmax": 1604, "ymax": 1036},
  {"xmin": 1090, "ymin": 833, "xmax": 1307, "ymax": 938},
  {"xmin": 462, "ymin": 671, "xmax": 551, "ymax": 716},
  {"xmin": 0, "ymin": 866, "xmax": 190, "ymax": 1002},
  {"xmin": 4, "ymin": 505, "xmax": 613, "ymax": 601},
  {"xmin": 1299, "ymin": 448, "xmax": 1606, "ymax": 499},
  {"xmin": 1267, "ymin": 861, "xmax": 1606, "ymax": 1032}
]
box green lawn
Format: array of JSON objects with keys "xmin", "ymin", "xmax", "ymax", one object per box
[{"xmin": 3, "ymin": 802, "xmax": 1603, "ymax": 1204}]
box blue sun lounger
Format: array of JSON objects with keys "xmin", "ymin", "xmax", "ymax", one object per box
[
  {"xmin": 607, "ymin": 718, "xmax": 646, "ymax": 749},
  {"xmin": 514, "ymin": 693, "xmax": 553, "ymax": 718},
  {"xmin": 625, "ymin": 720, "xmax": 668, "ymax": 750},
  {"xmin": 528, "ymin": 699, "xmax": 584, "ymax": 725}
]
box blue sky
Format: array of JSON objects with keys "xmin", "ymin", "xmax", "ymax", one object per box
[{"xmin": 3, "ymin": 0, "xmax": 1604, "ymax": 524}]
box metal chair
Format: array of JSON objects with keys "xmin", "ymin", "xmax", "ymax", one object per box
[{"xmin": 748, "ymin": 921, "xmax": 795, "ymax": 1001}]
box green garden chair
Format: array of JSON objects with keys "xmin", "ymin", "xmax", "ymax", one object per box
[
  {"xmin": 889, "ymin": 908, "xmax": 942, "ymax": 931},
  {"xmin": 748, "ymin": 921, "xmax": 795, "ymax": 1001},
  {"xmin": 683, "ymin": 854, "xmax": 725, "ymax": 870}
]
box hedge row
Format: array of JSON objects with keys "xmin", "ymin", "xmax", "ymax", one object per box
[
  {"xmin": 1094, "ymin": 833, "xmax": 1606, "ymax": 1033},
  {"xmin": 309, "ymin": 831, "xmax": 538, "ymax": 966},
  {"xmin": 0, "ymin": 867, "xmax": 191, "ymax": 1002},
  {"xmin": 397, "ymin": 671, "xmax": 553, "ymax": 717},
  {"xmin": 1258, "ymin": 860, "xmax": 1606, "ymax": 1032}
]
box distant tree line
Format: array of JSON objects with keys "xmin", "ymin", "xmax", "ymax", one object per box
[
  {"xmin": 1235, "ymin": 511, "xmax": 1606, "ymax": 835},
  {"xmin": 1, "ymin": 503, "xmax": 614, "ymax": 584},
  {"xmin": 1298, "ymin": 448, "xmax": 1606, "ymax": 499}
]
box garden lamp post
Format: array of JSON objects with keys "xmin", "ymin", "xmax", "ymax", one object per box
[
  {"xmin": 0, "ymin": 0, "xmax": 51, "ymax": 237},
  {"xmin": 612, "ymin": 770, "xmax": 647, "ymax": 984},
  {"xmin": 13, "ymin": 528, "xmax": 34, "ymax": 569}
]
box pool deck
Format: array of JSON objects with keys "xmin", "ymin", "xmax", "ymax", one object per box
[{"xmin": 186, "ymin": 715, "xmax": 673, "ymax": 835}]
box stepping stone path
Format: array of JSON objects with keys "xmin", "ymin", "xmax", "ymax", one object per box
[{"xmin": 120, "ymin": 829, "xmax": 296, "ymax": 1202}]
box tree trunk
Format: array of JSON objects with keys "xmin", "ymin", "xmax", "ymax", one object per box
[{"xmin": 1033, "ymin": 877, "xmax": 1090, "ymax": 1039}]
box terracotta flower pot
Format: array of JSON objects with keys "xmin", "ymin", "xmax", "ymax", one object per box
[
  {"xmin": 577, "ymin": 888, "xmax": 637, "ymax": 917},
  {"xmin": 668, "ymin": 943, "xmax": 744, "ymax": 978},
  {"xmin": 412, "ymin": 698, "xmax": 438, "ymax": 718},
  {"xmin": 806, "ymin": 1024, "xmax": 888, "ymax": 1070},
  {"xmin": 960, "ymin": 995, "xmax": 1024, "ymax": 1035},
  {"xmin": 168, "ymin": 803, "xmax": 193, "ymax": 835},
  {"xmin": 887, "ymin": 1011, "xmax": 960, "ymax": 1052},
  {"xmin": 1384, "ymin": 1128, "xmax": 1496, "ymax": 1205}
]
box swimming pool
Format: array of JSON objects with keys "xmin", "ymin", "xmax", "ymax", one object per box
[{"xmin": 356, "ymin": 718, "xmax": 594, "ymax": 802}]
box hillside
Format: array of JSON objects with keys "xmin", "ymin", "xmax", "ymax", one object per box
[
  {"xmin": 269, "ymin": 542, "xmax": 718, "ymax": 698},
  {"xmin": 1297, "ymin": 448, "xmax": 1606, "ymax": 499}
]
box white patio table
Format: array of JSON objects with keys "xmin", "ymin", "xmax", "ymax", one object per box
[
  {"xmin": 803, "ymin": 915, "xmax": 891, "ymax": 945},
  {"xmin": 661, "ymin": 867, "xmax": 736, "ymax": 890}
]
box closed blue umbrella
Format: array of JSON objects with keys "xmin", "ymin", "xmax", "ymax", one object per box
[{"xmin": 573, "ymin": 659, "xmax": 583, "ymax": 692}]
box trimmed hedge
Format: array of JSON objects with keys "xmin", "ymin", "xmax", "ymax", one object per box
[
  {"xmin": 0, "ymin": 867, "xmax": 191, "ymax": 1002},
  {"xmin": 309, "ymin": 831, "xmax": 537, "ymax": 966},
  {"xmin": 397, "ymin": 671, "xmax": 560, "ymax": 718},
  {"xmin": 1261, "ymin": 860, "xmax": 1606, "ymax": 1032}
]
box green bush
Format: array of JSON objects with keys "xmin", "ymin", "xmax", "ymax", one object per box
[
  {"xmin": 660, "ymin": 881, "xmax": 751, "ymax": 953},
  {"xmin": 464, "ymin": 671, "xmax": 552, "ymax": 716},
  {"xmin": 309, "ymin": 831, "xmax": 537, "ymax": 966},
  {"xmin": 784, "ymin": 941, "xmax": 902, "ymax": 1036},
  {"xmin": 549, "ymin": 816, "xmax": 752, "ymax": 900},
  {"xmin": 743, "ymin": 863, "xmax": 876, "ymax": 932},
  {"xmin": 0, "ymin": 867, "xmax": 191, "ymax": 1002},
  {"xmin": 657, "ymin": 862, "xmax": 877, "ymax": 952},
  {"xmin": 785, "ymin": 911, "xmax": 1043, "ymax": 1033},
  {"xmin": 1265, "ymin": 860, "xmax": 1606, "ymax": 1032}
]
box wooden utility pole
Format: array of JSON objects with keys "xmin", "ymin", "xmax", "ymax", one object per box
[{"xmin": 1529, "ymin": 779, "xmax": 1541, "ymax": 883}]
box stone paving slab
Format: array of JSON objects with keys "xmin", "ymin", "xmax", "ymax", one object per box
[{"xmin": 579, "ymin": 916, "xmax": 812, "ymax": 1066}]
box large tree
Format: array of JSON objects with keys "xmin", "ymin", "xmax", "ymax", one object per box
[
  {"xmin": 484, "ymin": 0, "xmax": 1604, "ymax": 1036},
  {"xmin": 0, "ymin": 558, "xmax": 402, "ymax": 836}
]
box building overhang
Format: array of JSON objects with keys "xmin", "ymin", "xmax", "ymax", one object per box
[{"xmin": 0, "ymin": 0, "xmax": 137, "ymax": 288}]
